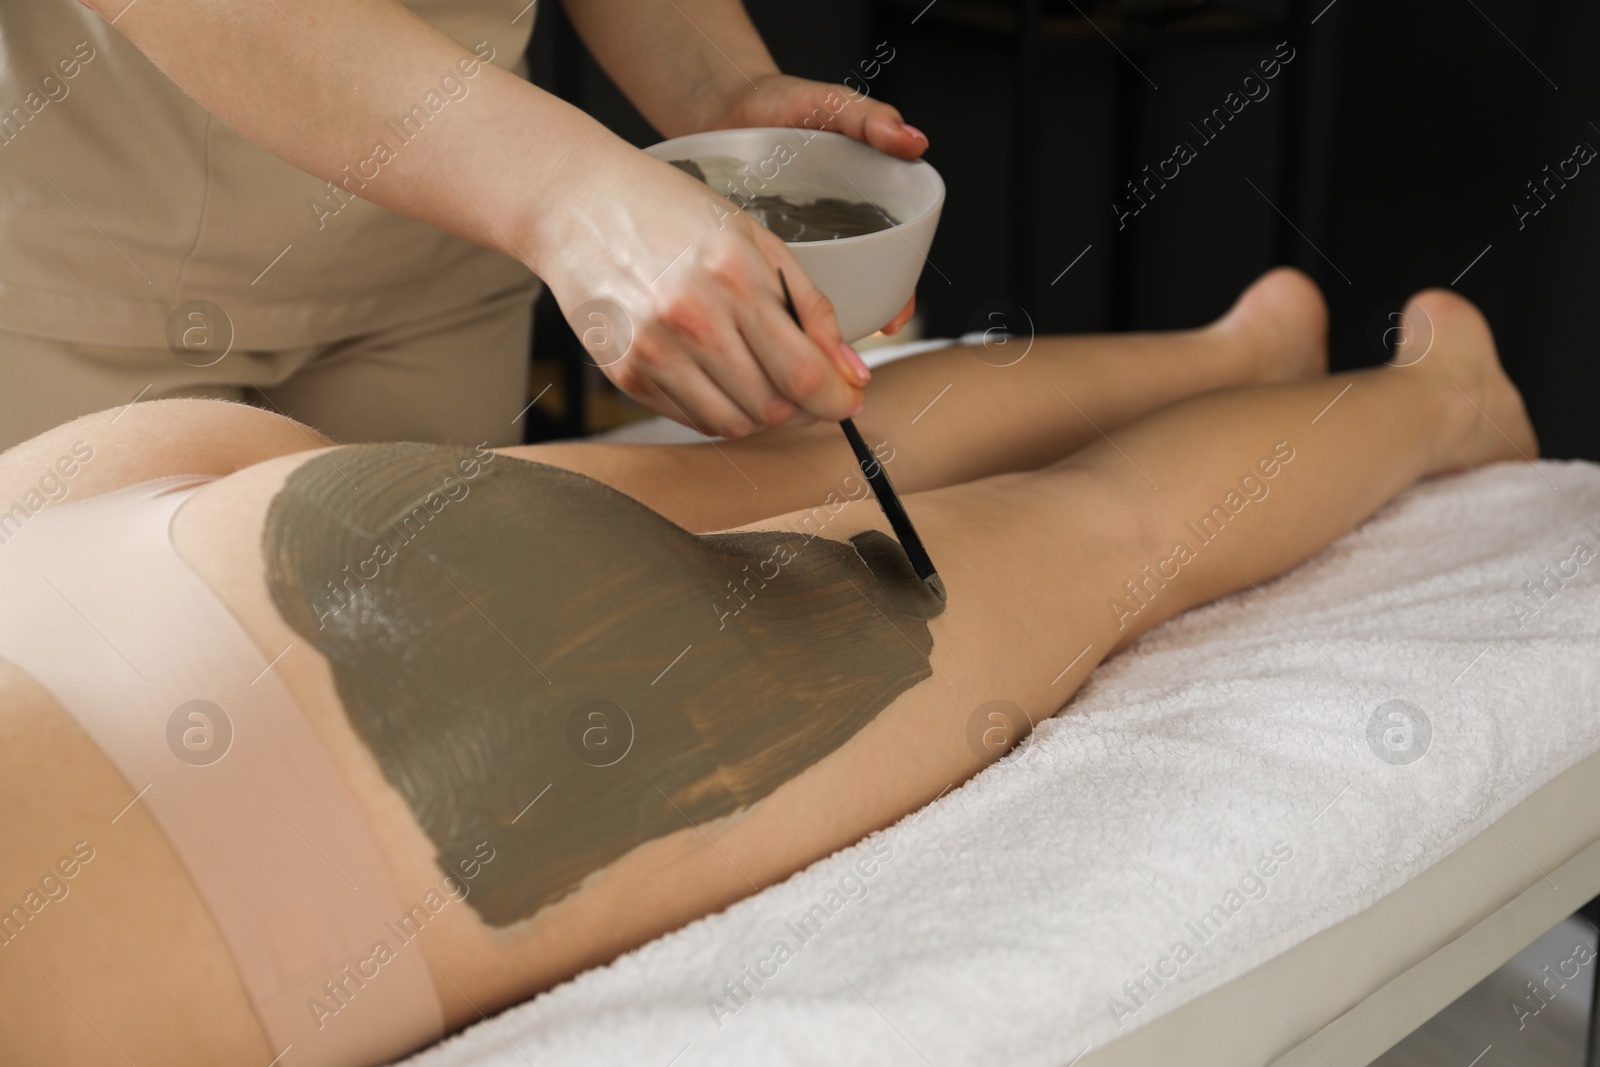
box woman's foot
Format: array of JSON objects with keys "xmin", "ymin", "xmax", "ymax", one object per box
[
  {"xmin": 1208, "ymin": 266, "xmax": 1330, "ymax": 384},
  {"xmin": 1395, "ymin": 288, "xmax": 1540, "ymax": 473}
]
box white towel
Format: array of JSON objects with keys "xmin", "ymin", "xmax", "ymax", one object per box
[{"xmin": 402, "ymin": 458, "xmax": 1600, "ymax": 1067}]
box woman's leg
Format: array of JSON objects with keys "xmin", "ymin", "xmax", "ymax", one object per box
[
  {"xmin": 520, "ymin": 268, "xmax": 1329, "ymax": 531},
  {"xmin": 728, "ymin": 290, "xmax": 1534, "ymax": 866},
  {"xmin": 469, "ymin": 290, "xmax": 1536, "ymax": 1006}
]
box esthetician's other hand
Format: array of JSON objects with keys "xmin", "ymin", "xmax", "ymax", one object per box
[
  {"xmin": 706, "ymin": 71, "xmax": 925, "ymax": 337},
  {"xmin": 529, "ymin": 139, "xmax": 873, "ymax": 438},
  {"xmin": 708, "ymin": 72, "xmax": 930, "ymax": 162}
]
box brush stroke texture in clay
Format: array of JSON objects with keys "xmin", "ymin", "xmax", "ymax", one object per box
[{"xmin": 261, "ymin": 444, "xmax": 943, "ymax": 927}]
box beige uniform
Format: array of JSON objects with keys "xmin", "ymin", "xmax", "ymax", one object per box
[{"xmin": 0, "ymin": 1, "xmax": 542, "ymax": 448}]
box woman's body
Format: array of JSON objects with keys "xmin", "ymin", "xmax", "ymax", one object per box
[{"xmin": 0, "ymin": 271, "xmax": 1536, "ymax": 1064}]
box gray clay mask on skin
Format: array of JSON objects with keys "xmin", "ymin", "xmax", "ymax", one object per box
[{"xmin": 261, "ymin": 444, "xmax": 943, "ymax": 927}]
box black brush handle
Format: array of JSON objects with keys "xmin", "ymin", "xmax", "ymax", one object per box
[
  {"xmin": 776, "ymin": 269, "xmax": 942, "ymax": 591},
  {"xmin": 839, "ymin": 416, "xmax": 938, "ymax": 582}
]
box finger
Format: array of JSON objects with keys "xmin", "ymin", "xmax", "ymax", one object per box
[
  {"xmin": 620, "ymin": 248, "xmax": 801, "ymax": 432},
  {"xmin": 661, "ymin": 231, "xmax": 807, "ymax": 430},
  {"xmin": 646, "ymin": 357, "xmax": 768, "ymax": 440},
  {"xmin": 862, "ymin": 105, "xmax": 928, "ymax": 160},
  {"xmin": 758, "ymin": 234, "xmax": 869, "ymax": 386},
  {"xmin": 688, "ymin": 323, "xmax": 801, "ymax": 429},
  {"xmin": 738, "ymin": 262, "xmax": 868, "ymax": 422},
  {"xmin": 819, "ymin": 91, "xmax": 892, "ymax": 145},
  {"xmin": 607, "ymin": 337, "xmax": 764, "ymax": 439},
  {"xmin": 810, "ymin": 91, "xmax": 926, "ymax": 160},
  {"xmin": 882, "ymin": 294, "xmax": 916, "ymax": 336}
]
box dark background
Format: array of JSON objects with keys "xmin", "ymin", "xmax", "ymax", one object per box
[{"xmin": 526, "ymin": 0, "xmax": 1598, "ymax": 460}]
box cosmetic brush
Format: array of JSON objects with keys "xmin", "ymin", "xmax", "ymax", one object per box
[{"xmin": 777, "ymin": 270, "xmax": 945, "ymax": 602}]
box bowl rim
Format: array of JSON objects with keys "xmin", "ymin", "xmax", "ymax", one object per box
[{"xmin": 642, "ymin": 126, "xmax": 945, "ymax": 247}]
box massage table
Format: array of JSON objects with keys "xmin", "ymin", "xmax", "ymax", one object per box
[{"xmin": 401, "ymin": 339, "xmax": 1600, "ymax": 1067}]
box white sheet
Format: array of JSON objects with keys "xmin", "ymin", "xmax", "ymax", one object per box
[{"xmin": 403, "ymin": 413, "xmax": 1600, "ymax": 1066}]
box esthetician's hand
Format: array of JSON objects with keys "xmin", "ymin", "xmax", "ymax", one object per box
[
  {"xmin": 530, "ymin": 139, "xmax": 872, "ymax": 438},
  {"xmin": 708, "ymin": 72, "xmax": 930, "ymax": 162},
  {"xmin": 707, "ymin": 71, "xmax": 925, "ymax": 337}
]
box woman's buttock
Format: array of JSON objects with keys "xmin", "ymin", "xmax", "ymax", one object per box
[
  {"xmin": 0, "ymin": 656, "xmax": 276, "ymax": 1066},
  {"xmin": 158, "ymin": 443, "xmax": 948, "ymax": 1047}
]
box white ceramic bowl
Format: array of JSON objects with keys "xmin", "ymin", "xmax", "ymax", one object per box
[{"xmin": 643, "ymin": 127, "xmax": 945, "ymax": 343}]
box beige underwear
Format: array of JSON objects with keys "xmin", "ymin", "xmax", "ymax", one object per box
[{"xmin": 0, "ymin": 475, "xmax": 443, "ymax": 1066}]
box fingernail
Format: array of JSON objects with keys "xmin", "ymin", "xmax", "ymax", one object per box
[
  {"xmin": 902, "ymin": 124, "xmax": 927, "ymax": 142},
  {"xmin": 850, "ymin": 395, "xmax": 867, "ymax": 418},
  {"xmin": 840, "ymin": 342, "xmax": 872, "ymax": 384}
]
